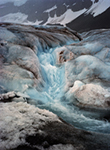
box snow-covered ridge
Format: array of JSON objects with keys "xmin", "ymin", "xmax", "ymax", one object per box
[
  {"xmin": 44, "ymin": 8, "xmax": 87, "ymax": 26},
  {"xmin": 43, "ymin": 0, "xmax": 110, "ymax": 26},
  {"xmin": 0, "ymin": 0, "xmax": 110, "ymax": 28}
]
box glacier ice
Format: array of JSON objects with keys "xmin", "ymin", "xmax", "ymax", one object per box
[{"xmin": 0, "ymin": 23, "xmax": 110, "ymax": 150}]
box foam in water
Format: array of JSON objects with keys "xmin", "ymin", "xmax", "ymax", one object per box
[{"xmin": 26, "ymin": 47, "xmax": 110, "ymax": 134}]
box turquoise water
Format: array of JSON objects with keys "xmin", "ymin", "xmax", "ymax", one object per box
[{"xmin": 26, "ymin": 46, "xmax": 110, "ymax": 134}]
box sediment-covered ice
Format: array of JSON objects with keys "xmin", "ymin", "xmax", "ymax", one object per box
[
  {"xmin": 0, "ymin": 102, "xmax": 60, "ymax": 150},
  {"xmin": 67, "ymin": 80, "xmax": 110, "ymax": 107}
]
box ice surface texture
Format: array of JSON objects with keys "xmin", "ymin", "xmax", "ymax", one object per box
[{"xmin": 0, "ymin": 23, "xmax": 110, "ymax": 150}]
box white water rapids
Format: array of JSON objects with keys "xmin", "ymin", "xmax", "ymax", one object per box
[{"xmin": 26, "ymin": 47, "xmax": 110, "ymax": 134}]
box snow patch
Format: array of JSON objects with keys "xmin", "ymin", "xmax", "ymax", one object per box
[
  {"xmin": 44, "ymin": 8, "xmax": 87, "ymax": 26},
  {"xmin": 73, "ymin": 3, "xmax": 76, "ymax": 6},
  {"xmin": 0, "ymin": 0, "xmax": 27, "ymax": 6},
  {"xmin": 91, "ymin": 0, "xmax": 95, "ymax": 3},
  {"xmin": 0, "ymin": 12, "xmax": 43, "ymax": 25},
  {"xmin": 44, "ymin": 5, "xmax": 57, "ymax": 13},
  {"xmin": 86, "ymin": 0, "xmax": 110, "ymax": 17},
  {"xmin": 63, "ymin": 3, "xmax": 70, "ymax": 8}
]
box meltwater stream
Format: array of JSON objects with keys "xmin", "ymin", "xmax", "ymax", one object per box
[{"xmin": 27, "ymin": 47, "xmax": 110, "ymax": 134}]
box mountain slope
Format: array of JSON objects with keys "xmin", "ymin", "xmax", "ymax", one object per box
[
  {"xmin": 86, "ymin": 0, "xmax": 110, "ymax": 17},
  {"xmin": 67, "ymin": 7, "xmax": 110, "ymax": 32},
  {"xmin": 0, "ymin": 0, "xmax": 110, "ymax": 31}
]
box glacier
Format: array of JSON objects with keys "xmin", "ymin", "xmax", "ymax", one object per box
[{"xmin": 0, "ymin": 23, "xmax": 110, "ymax": 150}]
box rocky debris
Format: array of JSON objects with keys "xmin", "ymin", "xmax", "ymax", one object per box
[
  {"xmin": 0, "ymin": 101, "xmax": 110, "ymax": 150},
  {"xmin": 54, "ymin": 46, "xmax": 74, "ymax": 65},
  {"xmin": 11, "ymin": 144, "xmax": 76, "ymax": 150},
  {"xmin": 0, "ymin": 101, "xmax": 60, "ymax": 150},
  {"xmin": 0, "ymin": 91, "xmax": 15, "ymax": 101},
  {"xmin": 0, "ymin": 91, "xmax": 30, "ymax": 102}
]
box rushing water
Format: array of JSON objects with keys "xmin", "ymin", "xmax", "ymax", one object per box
[{"xmin": 26, "ymin": 47, "xmax": 110, "ymax": 134}]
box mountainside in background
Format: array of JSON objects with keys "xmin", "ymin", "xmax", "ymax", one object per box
[
  {"xmin": 67, "ymin": 7, "xmax": 110, "ymax": 32},
  {"xmin": 0, "ymin": 0, "xmax": 110, "ymax": 32}
]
